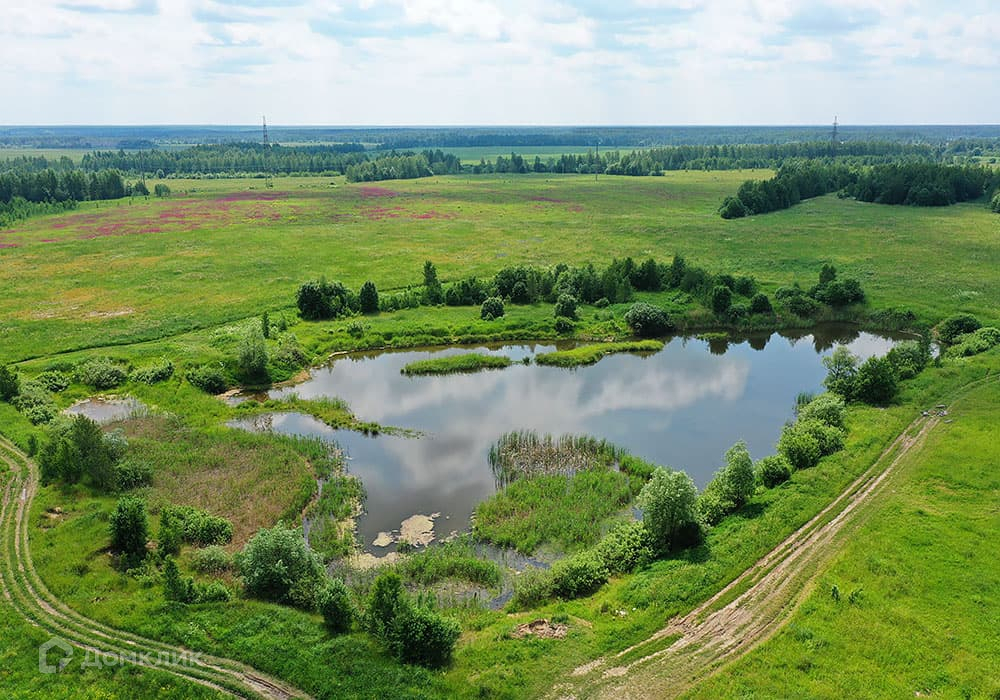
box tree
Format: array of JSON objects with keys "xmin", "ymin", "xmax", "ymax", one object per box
[
  {"xmin": 163, "ymin": 556, "xmax": 195, "ymax": 603},
  {"xmin": 366, "ymin": 572, "xmax": 405, "ymax": 640},
  {"xmin": 423, "ymin": 261, "xmax": 443, "ymax": 305},
  {"xmin": 132, "ymin": 180, "xmax": 149, "ymax": 196},
  {"xmin": 853, "ymin": 356, "xmax": 898, "ymax": 405},
  {"xmin": 318, "ymin": 578, "xmax": 354, "ymax": 634},
  {"xmin": 634, "ymin": 258, "xmax": 661, "ymax": 291},
  {"xmin": 389, "ymin": 602, "xmax": 462, "ymax": 668},
  {"xmin": 0, "ymin": 364, "xmax": 18, "ymax": 401},
  {"xmin": 777, "ymin": 423, "xmax": 821, "ymax": 470},
  {"xmin": 37, "ymin": 415, "xmax": 120, "ymax": 489},
  {"xmin": 755, "ymin": 455, "xmax": 792, "ymax": 488},
  {"xmin": 819, "ymin": 263, "xmax": 837, "ymax": 285},
  {"xmin": 261, "ymin": 311, "xmax": 270, "ymax": 339},
  {"xmin": 719, "ymin": 441, "xmax": 755, "ymax": 507},
  {"xmin": 237, "ymin": 327, "xmax": 269, "ymax": 382},
  {"xmin": 359, "ymin": 281, "xmax": 379, "ymax": 314},
  {"xmin": 711, "ymin": 285, "xmax": 732, "ymax": 314},
  {"xmin": 936, "ymin": 313, "xmax": 981, "ymax": 343},
  {"xmin": 238, "ymin": 522, "xmax": 325, "ymax": 608},
  {"xmin": 797, "ymin": 393, "xmax": 846, "ymax": 428},
  {"xmin": 109, "ymin": 496, "xmax": 148, "ymax": 566},
  {"xmin": 480, "ymin": 296, "xmax": 504, "ymax": 320},
  {"xmin": 637, "ymin": 468, "xmax": 699, "ymax": 556},
  {"xmin": 624, "ymin": 302, "xmax": 672, "ymax": 337},
  {"xmin": 554, "ymin": 293, "xmax": 577, "ymax": 320},
  {"xmin": 297, "ymin": 281, "xmax": 334, "ymax": 320},
  {"xmin": 822, "ymin": 346, "xmax": 858, "ymax": 400},
  {"xmin": 750, "ymin": 293, "xmax": 772, "ymax": 314},
  {"xmin": 153, "ymin": 183, "xmax": 171, "ymax": 198}
]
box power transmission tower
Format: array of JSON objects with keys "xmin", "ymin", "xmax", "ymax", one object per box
[
  {"xmin": 262, "ymin": 115, "xmax": 273, "ymax": 188},
  {"xmin": 831, "ymin": 116, "xmax": 839, "ymax": 156}
]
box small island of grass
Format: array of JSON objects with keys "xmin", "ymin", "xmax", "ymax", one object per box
[
  {"xmin": 534, "ymin": 340, "xmax": 664, "ymax": 367},
  {"xmin": 400, "ymin": 352, "xmax": 512, "ymax": 376}
]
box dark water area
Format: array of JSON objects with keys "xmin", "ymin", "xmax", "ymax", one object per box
[{"xmin": 229, "ymin": 324, "xmax": 906, "ymax": 554}]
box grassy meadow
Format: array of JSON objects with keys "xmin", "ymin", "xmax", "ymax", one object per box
[{"xmin": 2, "ymin": 172, "xmax": 998, "ymax": 364}]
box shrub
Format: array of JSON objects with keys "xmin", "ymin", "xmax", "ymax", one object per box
[
  {"xmin": 886, "ymin": 339, "xmax": 931, "ymax": 378},
  {"xmin": 797, "ymin": 393, "xmax": 847, "ymax": 428},
  {"xmin": 297, "ymin": 279, "xmax": 352, "ymax": 320},
  {"xmin": 550, "ymin": 551, "xmax": 608, "ymax": 599},
  {"xmin": 271, "ymin": 333, "xmax": 308, "ymax": 372},
  {"xmin": 162, "ymin": 505, "xmax": 233, "ymax": 546},
  {"xmin": 853, "ymin": 355, "xmax": 898, "ymax": 405},
  {"xmin": 624, "ymin": 302, "xmax": 672, "ymax": 337},
  {"xmin": 734, "ymin": 276, "xmax": 757, "ymax": 297},
  {"xmin": 696, "ymin": 482, "xmax": 735, "ymax": 526},
  {"xmin": 113, "ymin": 458, "xmax": 153, "ymax": 491},
  {"xmin": 778, "ymin": 423, "xmax": 822, "ymax": 470},
  {"xmin": 936, "ymin": 313, "xmax": 980, "ymax": 343},
  {"xmin": 359, "ymin": 281, "xmax": 379, "ymax": 314},
  {"xmin": 186, "ymin": 365, "xmax": 228, "ymax": 394},
  {"xmin": 318, "ymin": 578, "xmax": 355, "ymax": 634},
  {"xmin": 554, "ymin": 317, "xmax": 575, "ymax": 334},
  {"xmin": 480, "ymin": 296, "xmax": 504, "ymax": 320},
  {"xmin": 822, "ymin": 346, "xmax": 858, "ymax": 400},
  {"xmin": 719, "ymin": 441, "xmax": 755, "ymax": 507},
  {"xmin": 511, "ymin": 566, "xmax": 554, "ymax": 609},
  {"xmin": 366, "ymin": 572, "xmax": 406, "ymax": 640},
  {"xmin": 38, "ymin": 414, "xmax": 119, "ymax": 489},
  {"xmin": 196, "ymin": 581, "xmax": 232, "ymax": 603},
  {"xmin": 34, "ymin": 370, "xmax": 70, "ymax": 392},
  {"xmin": 727, "ymin": 302, "xmax": 750, "ymax": 322},
  {"xmin": 594, "ymin": 521, "xmax": 652, "ymax": 574},
  {"xmin": 110, "ymin": 496, "xmax": 148, "ymax": 567},
  {"xmin": 0, "ymin": 364, "xmax": 18, "ymax": 401},
  {"xmin": 755, "ymin": 454, "xmax": 792, "ymax": 487},
  {"xmin": 11, "ymin": 382, "xmax": 57, "ymax": 424},
  {"xmin": 554, "ymin": 293, "xmax": 578, "ymax": 320},
  {"xmin": 238, "ymin": 522, "xmax": 325, "ymax": 609},
  {"xmin": 444, "ymin": 277, "xmax": 489, "ymax": 306},
  {"xmin": 389, "ymin": 602, "xmax": 461, "ymax": 668},
  {"xmin": 638, "ymin": 468, "xmax": 699, "ymax": 556},
  {"xmin": 423, "ymin": 261, "xmax": 443, "ymax": 305},
  {"xmin": 130, "ymin": 360, "xmax": 174, "ymax": 384},
  {"xmin": 163, "ymin": 557, "xmax": 195, "ymax": 603},
  {"xmin": 191, "ymin": 545, "xmax": 232, "ymax": 574},
  {"xmin": 750, "ymin": 293, "xmax": 773, "ymax": 314},
  {"xmin": 946, "ymin": 327, "xmax": 1000, "ymax": 357},
  {"xmin": 719, "ymin": 195, "xmax": 748, "ymax": 219},
  {"xmin": 710, "ymin": 285, "xmax": 732, "ymax": 314},
  {"xmin": 75, "ymin": 358, "xmax": 127, "ymax": 389},
  {"xmin": 237, "ymin": 327, "xmax": 269, "ymax": 383},
  {"xmin": 594, "ymin": 297, "xmax": 610, "ymax": 308},
  {"xmin": 785, "ymin": 294, "xmax": 821, "ymax": 318}
]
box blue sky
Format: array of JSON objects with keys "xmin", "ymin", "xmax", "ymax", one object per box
[{"xmin": 2, "ymin": 0, "xmax": 998, "ymax": 124}]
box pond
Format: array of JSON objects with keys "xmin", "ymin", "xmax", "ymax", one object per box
[{"xmin": 229, "ymin": 324, "xmax": 905, "ymax": 556}]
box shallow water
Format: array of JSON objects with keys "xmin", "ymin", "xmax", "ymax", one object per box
[
  {"xmin": 230, "ymin": 324, "xmax": 905, "ymax": 554},
  {"xmin": 64, "ymin": 397, "xmax": 145, "ymax": 424}
]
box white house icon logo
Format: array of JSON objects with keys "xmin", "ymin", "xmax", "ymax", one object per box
[{"xmin": 38, "ymin": 637, "xmax": 73, "ymax": 674}]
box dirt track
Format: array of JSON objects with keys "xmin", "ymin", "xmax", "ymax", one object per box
[
  {"xmin": 0, "ymin": 436, "xmax": 311, "ymax": 700},
  {"xmin": 551, "ymin": 386, "xmax": 983, "ymax": 700}
]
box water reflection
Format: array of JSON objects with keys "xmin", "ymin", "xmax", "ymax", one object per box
[{"xmin": 233, "ymin": 325, "xmax": 903, "ymax": 552}]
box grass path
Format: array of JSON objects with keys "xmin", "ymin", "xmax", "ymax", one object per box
[
  {"xmin": 552, "ymin": 374, "xmax": 996, "ymax": 700},
  {"xmin": 0, "ymin": 436, "xmax": 311, "ymax": 700}
]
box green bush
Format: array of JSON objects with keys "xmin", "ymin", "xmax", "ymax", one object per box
[
  {"xmin": 750, "ymin": 293, "xmax": 773, "ymax": 314},
  {"xmin": 318, "ymin": 578, "xmax": 354, "ymax": 634},
  {"xmin": 162, "ymin": 505, "xmax": 233, "ymax": 546},
  {"xmin": 853, "ymin": 355, "xmax": 899, "ymax": 405},
  {"xmin": 886, "ymin": 339, "xmax": 931, "ymax": 379},
  {"xmin": 511, "ymin": 566, "xmax": 554, "ymax": 609},
  {"xmin": 191, "ymin": 545, "xmax": 232, "ymax": 574},
  {"xmin": 113, "ymin": 458, "xmax": 153, "ymax": 491},
  {"xmin": 797, "ymin": 393, "xmax": 847, "ymax": 428},
  {"xmin": 550, "ymin": 550, "xmax": 608, "ymax": 599},
  {"xmin": 389, "ymin": 603, "xmax": 461, "ymax": 668},
  {"xmin": 186, "ymin": 364, "xmax": 228, "ymax": 394},
  {"xmin": 594, "ymin": 521, "xmax": 652, "ymax": 574},
  {"xmin": 711, "ymin": 285, "xmax": 732, "ymax": 314},
  {"xmin": 638, "ymin": 467, "xmax": 699, "ymax": 556},
  {"xmin": 237, "ymin": 522, "xmax": 325, "ymax": 608},
  {"xmin": 75, "ymin": 358, "xmax": 127, "ymax": 389},
  {"xmin": 777, "ymin": 423, "xmax": 822, "ymax": 470},
  {"xmin": 130, "ymin": 360, "xmax": 174, "ymax": 384},
  {"xmin": 785, "ymin": 294, "xmax": 821, "ymax": 318},
  {"xmin": 946, "ymin": 327, "xmax": 1000, "ymax": 357},
  {"xmin": 624, "ymin": 302, "xmax": 672, "ymax": 337},
  {"xmin": 38, "ymin": 415, "xmax": 121, "ymax": 489},
  {"xmin": 719, "ymin": 441, "xmax": 755, "ymax": 507},
  {"xmin": 554, "ymin": 316, "xmax": 575, "ymax": 334},
  {"xmin": 480, "ymin": 296, "xmax": 504, "ymax": 320},
  {"xmin": 0, "ymin": 364, "xmax": 19, "ymax": 401},
  {"xmin": 11, "ymin": 382, "xmax": 57, "ymax": 424},
  {"xmin": 34, "ymin": 370, "xmax": 70, "ymax": 392},
  {"xmin": 237, "ymin": 327, "xmax": 269, "ymax": 383},
  {"xmin": 110, "ymin": 496, "xmax": 149, "ymax": 567},
  {"xmin": 359, "ymin": 281, "xmax": 379, "ymax": 314},
  {"xmin": 755, "ymin": 454, "xmax": 792, "ymax": 488},
  {"xmin": 798, "ymin": 419, "xmax": 846, "ymax": 455},
  {"xmin": 554, "ymin": 293, "xmax": 578, "ymax": 320},
  {"xmin": 936, "ymin": 313, "xmax": 981, "ymax": 343},
  {"xmin": 696, "ymin": 482, "xmax": 735, "ymax": 526},
  {"xmin": 366, "ymin": 572, "xmax": 406, "ymax": 640},
  {"xmin": 164, "ymin": 557, "xmax": 232, "ymax": 604}
]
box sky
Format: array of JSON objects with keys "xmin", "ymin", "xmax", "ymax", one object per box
[{"xmin": 3, "ymin": 0, "xmax": 999, "ymax": 125}]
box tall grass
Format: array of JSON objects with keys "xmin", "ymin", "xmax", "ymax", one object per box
[
  {"xmin": 488, "ymin": 430, "xmax": 623, "ymax": 489},
  {"xmin": 400, "ymin": 353, "xmax": 512, "ymax": 376},
  {"xmin": 534, "ymin": 340, "xmax": 663, "ymax": 367}
]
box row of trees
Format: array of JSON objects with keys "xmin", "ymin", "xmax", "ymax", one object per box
[
  {"xmin": 0, "ymin": 168, "xmax": 131, "ymax": 204},
  {"xmin": 719, "ymin": 161, "xmax": 856, "ymax": 218},
  {"xmin": 845, "ymin": 163, "xmax": 997, "ymax": 206},
  {"xmin": 345, "ymin": 150, "xmax": 462, "ymax": 182}
]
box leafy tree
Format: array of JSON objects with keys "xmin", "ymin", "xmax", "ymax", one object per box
[
  {"xmin": 132, "ymin": 180, "xmax": 149, "ymax": 196},
  {"xmin": 163, "ymin": 557, "xmax": 196, "ymax": 603},
  {"xmin": 853, "ymin": 356, "xmax": 898, "ymax": 405},
  {"xmin": 554, "ymin": 293, "xmax": 578, "ymax": 320},
  {"xmin": 634, "ymin": 258, "xmax": 661, "ymax": 291},
  {"xmin": 423, "ymin": 261, "xmax": 443, "ymax": 305},
  {"xmin": 359, "ymin": 281, "xmax": 379, "ymax": 314},
  {"xmin": 238, "ymin": 522, "xmax": 325, "ymax": 609},
  {"xmin": 624, "ymin": 302, "xmax": 672, "ymax": 337},
  {"xmin": 755, "ymin": 455, "xmax": 792, "ymax": 488},
  {"xmin": 719, "ymin": 441, "xmax": 755, "ymax": 507},
  {"xmin": 318, "ymin": 578, "xmax": 354, "ymax": 634},
  {"xmin": 797, "ymin": 393, "xmax": 846, "ymax": 428},
  {"xmin": 109, "ymin": 496, "xmax": 148, "ymax": 566},
  {"xmin": 296, "ymin": 280, "xmax": 334, "ymax": 320},
  {"xmin": 261, "ymin": 311, "xmax": 270, "ymax": 339},
  {"xmin": 237, "ymin": 327, "xmax": 269, "ymax": 382},
  {"xmin": 38, "ymin": 415, "xmax": 121, "ymax": 489},
  {"xmin": 777, "ymin": 423, "xmax": 821, "ymax": 470},
  {"xmin": 0, "ymin": 364, "xmax": 18, "ymax": 401},
  {"xmin": 389, "ymin": 602, "xmax": 461, "ymax": 668},
  {"xmin": 822, "ymin": 346, "xmax": 858, "ymax": 400},
  {"xmin": 153, "ymin": 183, "xmax": 171, "ymax": 198},
  {"xmin": 719, "ymin": 195, "xmax": 748, "ymax": 219},
  {"xmin": 936, "ymin": 314, "xmax": 981, "ymax": 343},
  {"xmin": 637, "ymin": 468, "xmax": 699, "ymax": 556},
  {"xmin": 750, "ymin": 293, "xmax": 772, "ymax": 314},
  {"xmin": 366, "ymin": 572, "xmax": 406, "ymax": 641},
  {"xmin": 819, "ymin": 263, "xmax": 837, "ymax": 285},
  {"xmin": 480, "ymin": 296, "xmax": 504, "ymax": 320},
  {"xmin": 711, "ymin": 285, "xmax": 732, "ymax": 314}
]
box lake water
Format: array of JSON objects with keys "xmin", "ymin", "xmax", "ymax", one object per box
[{"xmin": 229, "ymin": 324, "xmax": 903, "ymax": 555}]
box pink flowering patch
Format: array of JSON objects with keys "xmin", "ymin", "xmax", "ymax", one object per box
[
  {"xmin": 361, "ymin": 205, "xmax": 405, "ymax": 221},
  {"xmin": 215, "ymin": 191, "xmax": 288, "ymax": 203},
  {"xmin": 412, "ymin": 210, "xmax": 457, "ymax": 220},
  {"xmin": 529, "ymin": 195, "xmax": 567, "ymax": 203},
  {"xmin": 0, "ymin": 243, "xmax": 19, "ymax": 249},
  {"xmin": 359, "ymin": 186, "xmax": 401, "ymax": 199}
]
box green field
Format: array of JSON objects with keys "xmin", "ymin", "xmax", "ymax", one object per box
[{"xmin": 3, "ymin": 172, "xmax": 997, "ymax": 365}]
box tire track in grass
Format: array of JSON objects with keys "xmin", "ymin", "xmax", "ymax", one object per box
[
  {"xmin": 0, "ymin": 436, "xmax": 311, "ymax": 700},
  {"xmin": 555, "ymin": 375, "xmax": 996, "ymax": 700}
]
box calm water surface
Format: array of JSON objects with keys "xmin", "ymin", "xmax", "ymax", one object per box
[{"xmin": 230, "ymin": 325, "xmax": 904, "ymax": 553}]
